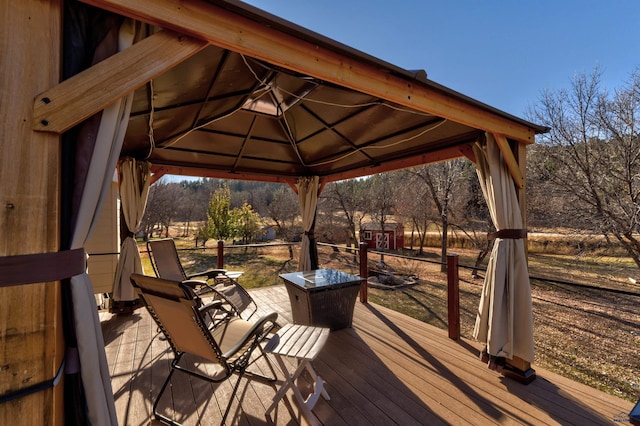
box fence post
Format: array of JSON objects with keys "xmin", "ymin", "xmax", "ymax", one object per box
[
  {"xmin": 217, "ymin": 240, "xmax": 224, "ymax": 269},
  {"xmin": 447, "ymin": 253, "xmax": 460, "ymax": 340},
  {"xmin": 359, "ymin": 242, "xmax": 368, "ymax": 303}
]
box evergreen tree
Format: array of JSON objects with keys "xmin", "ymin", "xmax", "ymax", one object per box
[{"xmin": 206, "ymin": 185, "xmax": 235, "ymax": 241}]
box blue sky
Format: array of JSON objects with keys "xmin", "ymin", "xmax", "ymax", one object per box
[{"xmin": 242, "ymin": 0, "xmax": 640, "ymax": 118}]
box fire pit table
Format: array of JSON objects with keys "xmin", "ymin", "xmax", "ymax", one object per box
[{"xmin": 280, "ymin": 269, "xmax": 362, "ymax": 330}]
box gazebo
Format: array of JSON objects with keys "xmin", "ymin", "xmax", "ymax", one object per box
[{"xmin": 1, "ymin": 1, "xmax": 548, "ymax": 424}]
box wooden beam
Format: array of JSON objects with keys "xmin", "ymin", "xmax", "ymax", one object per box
[
  {"xmin": 148, "ymin": 164, "xmax": 299, "ymax": 185},
  {"xmin": 516, "ymin": 141, "xmax": 528, "ymax": 235},
  {"xmin": 80, "ymin": 0, "xmax": 537, "ymax": 144},
  {"xmin": 149, "ymin": 168, "xmax": 167, "ymax": 185},
  {"xmin": 512, "ymin": 140, "xmax": 532, "ymax": 372},
  {"xmin": 457, "ymin": 143, "xmax": 476, "ymax": 164},
  {"xmin": 322, "ymin": 143, "xmax": 474, "ymax": 183},
  {"xmin": 492, "ymin": 133, "xmax": 525, "ymax": 189},
  {"xmin": 1, "ymin": 1, "xmax": 64, "ymax": 424},
  {"xmin": 149, "ymin": 143, "xmax": 473, "ymax": 185},
  {"xmin": 33, "ymin": 29, "xmax": 207, "ymax": 134},
  {"xmin": 318, "ymin": 181, "xmax": 326, "ymax": 197}
]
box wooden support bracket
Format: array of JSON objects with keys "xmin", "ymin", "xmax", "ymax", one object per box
[
  {"xmin": 493, "ymin": 133, "xmax": 525, "ymax": 189},
  {"xmin": 33, "ymin": 29, "xmax": 207, "ymax": 134}
]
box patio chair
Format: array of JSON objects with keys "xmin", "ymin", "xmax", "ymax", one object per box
[
  {"xmin": 147, "ymin": 238, "xmax": 257, "ymax": 319},
  {"xmin": 129, "ymin": 273, "xmax": 279, "ymax": 425},
  {"xmin": 147, "ymin": 238, "xmax": 227, "ymax": 283}
]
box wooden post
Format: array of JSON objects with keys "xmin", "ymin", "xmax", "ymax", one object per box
[
  {"xmin": 359, "ymin": 242, "xmax": 368, "ymax": 303},
  {"xmin": 447, "ymin": 254, "xmax": 460, "ymax": 340},
  {"xmin": 217, "ymin": 240, "xmax": 224, "ymax": 269},
  {"xmin": 0, "ymin": 1, "xmax": 64, "ymax": 424}
]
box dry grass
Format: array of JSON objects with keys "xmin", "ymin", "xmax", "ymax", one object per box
[{"xmin": 139, "ymin": 237, "xmax": 640, "ymax": 403}]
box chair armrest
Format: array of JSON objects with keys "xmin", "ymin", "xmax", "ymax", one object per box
[
  {"xmin": 182, "ymin": 279, "xmax": 207, "ymax": 289},
  {"xmin": 198, "ymin": 300, "xmax": 225, "ymax": 313},
  {"xmin": 187, "ymin": 269, "xmax": 228, "ymax": 280},
  {"xmin": 221, "ymin": 312, "xmax": 278, "ymax": 359},
  {"xmin": 182, "ymin": 279, "xmax": 222, "ymax": 298},
  {"xmin": 198, "ymin": 298, "xmax": 236, "ymax": 329}
]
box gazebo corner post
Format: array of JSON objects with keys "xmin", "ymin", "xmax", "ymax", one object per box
[
  {"xmin": 446, "ymin": 254, "xmax": 460, "ymax": 340},
  {"xmin": 503, "ymin": 358, "xmax": 537, "ymax": 385},
  {"xmin": 217, "ymin": 240, "xmax": 224, "ymax": 269},
  {"xmin": 1, "ymin": 0, "xmax": 65, "ymax": 422},
  {"xmin": 503, "ymin": 139, "xmax": 536, "ymax": 384},
  {"xmin": 472, "ymin": 134, "xmax": 536, "ymax": 384},
  {"xmin": 359, "ymin": 242, "xmax": 368, "ymax": 303}
]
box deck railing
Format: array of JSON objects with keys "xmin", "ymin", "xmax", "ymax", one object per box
[{"xmin": 131, "ymin": 239, "xmax": 463, "ymax": 340}]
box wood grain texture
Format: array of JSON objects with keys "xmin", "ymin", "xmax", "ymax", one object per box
[
  {"xmin": 0, "ymin": 0, "xmax": 63, "ymax": 424},
  {"xmin": 33, "ymin": 29, "xmax": 207, "ymax": 134},
  {"xmin": 493, "ymin": 132, "xmax": 525, "ymax": 189},
  {"xmin": 102, "ymin": 284, "xmax": 634, "ymax": 425}
]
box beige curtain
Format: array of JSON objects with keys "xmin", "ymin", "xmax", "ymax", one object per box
[
  {"xmin": 111, "ymin": 157, "xmax": 151, "ymax": 301},
  {"xmin": 297, "ymin": 176, "xmax": 319, "ymax": 271},
  {"xmin": 67, "ymin": 25, "xmax": 138, "ymax": 426},
  {"xmin": 472, "ymin": 133, "xmax": 534, "ymax": 364}
]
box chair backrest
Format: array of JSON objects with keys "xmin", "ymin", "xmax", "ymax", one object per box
[
  {"xmin": 130, "ymin": 273, "xmax": 222, "ymax": 363},
  {"xmin": 147, "ymin": 239, "xmax": 188, "ymax": 281},
  {"xmin": 215, "ymin": 282, "xmax": 256, "ymax": 318},
  {"xmin": 130, "ymin": 273, "xmax": 279, "ymax": 426},
  {"xmin": 146, "ymin": 239, "xmax": 256, "ymax": 319}
]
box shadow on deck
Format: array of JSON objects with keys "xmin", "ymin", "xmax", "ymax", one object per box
[{"xmin": 101, "ymin": 284, "xmax": 633, "ymax": 425}]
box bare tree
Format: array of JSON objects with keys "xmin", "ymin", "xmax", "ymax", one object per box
[
  {"xmin": 249, "ymin": 186, "xmax": 273, "ymax": 218},
  {"xmin": 141, "ymin": 179, "xmax": 180, "ymax": 239},
  {"xmin": 458, "ymin": 170, "xmax": 493, "ymax": 278},
  {"xmin": 362, "ymin": 173, "xmax": 397, "ymax": 262},
  {"xmin": 267, "ymin": 186, "xmax": 300, "ymax": 258},
  {"xmin": 175, "ymin": 181, "xmax": 203, "ymax": 237},
  {"xmin": 410, "ymin": 159, "xmax": 467, "ymax": 271},
  {"xmin": 320, "ymin": 179, "xmax": 366, "ymax": 246},
  {"xmin": 394, "ymin": 170, "xmax": 436, "ymax": 255},
  {"xmin": 528, "ymin": 67, "xmax": 640, "ymax": 268}
]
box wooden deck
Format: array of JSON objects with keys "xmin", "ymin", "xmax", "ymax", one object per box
[{"xmin": 101, "ymin": 285, "xmax": 634, "ymax": 425}]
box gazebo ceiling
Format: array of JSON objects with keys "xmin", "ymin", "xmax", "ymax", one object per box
[
  {"xmin": 43, "ymin": 0, "xmax": 548, "ymax": 184},
  {"xmin": 124, "ymin": 45, "xmax": 485, "ymax": 183}
]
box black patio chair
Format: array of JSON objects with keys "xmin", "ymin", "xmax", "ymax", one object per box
[
  {"xmin": 146, "ymin": 238, "xmax": 257, "ymax": 320},
  {"xmin": 130, "ymin": 273, "xmax": 278, "ymax": 425}
]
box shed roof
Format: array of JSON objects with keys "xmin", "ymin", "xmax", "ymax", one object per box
[{"xmin": 361, "ymin": 223, "xmax": 404, "ymax": 231}]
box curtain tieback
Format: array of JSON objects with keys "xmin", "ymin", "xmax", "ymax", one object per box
[
  {"xmin": 487, "ymin": 229, "xmax": 527, "ymax": 241},
  {"xmin": 0, "ymin": 248, "xmax": 86, "ymax": 287}
]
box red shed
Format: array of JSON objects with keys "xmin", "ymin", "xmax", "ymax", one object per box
[{"xmin": 360, "ymin": 222, "xmax": 405, "ymax": 250}]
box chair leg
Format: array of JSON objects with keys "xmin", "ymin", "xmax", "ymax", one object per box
[
  {"xmin": 153, "ymin": 354, "xmax": 181, "ymax": 425},
  {"xmin": 221, "ymin": 370, "xmax": 246, "ymax": 426},
  {"xmin": 244, "ymin": 345, "xmax": 278, "ymax": 383},
  {"xmin": 262, "ymin": 346, "xmax": 279, "ymax": 381}
]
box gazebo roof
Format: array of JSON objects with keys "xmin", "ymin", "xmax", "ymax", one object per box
[
  {"xmin": 2, "ymin": 1, "xmax": 554, "ymax": 422},
  {"xmin": 41, "ymin": 0, "xmax": 547, "ymax": 185}
]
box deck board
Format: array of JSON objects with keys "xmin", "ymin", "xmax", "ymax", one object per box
[{"xmin": 101, "ymin": 284, "xmax": 634, "ymax": 425}]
